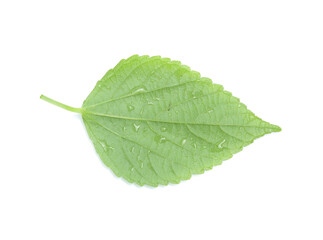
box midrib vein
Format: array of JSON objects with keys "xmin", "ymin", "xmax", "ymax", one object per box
[{"xmin": 83, "ymin": 111, "xmax": 277, "ymax": 129}]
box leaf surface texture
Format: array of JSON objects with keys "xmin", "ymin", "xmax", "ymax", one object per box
[{"xmin": 81, "ymin": 55, "xmax": 280, "ymax": 186}]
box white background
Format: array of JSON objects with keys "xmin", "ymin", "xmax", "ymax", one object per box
[{"xmin": 1, "ymin": 1, "xmax": 322, "ymax": 239}]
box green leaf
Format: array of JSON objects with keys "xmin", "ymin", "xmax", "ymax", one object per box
[{"xmin": 41, "ymin": 55, "xmax": 281, "ymax": 187}]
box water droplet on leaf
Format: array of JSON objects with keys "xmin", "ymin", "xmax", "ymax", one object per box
[
  {"xmin": 99, "ymin": 141, "xmax": 107, "ymax": 151},
  {"xmin": 133, "ymin": 123, "xmax": 140, "ymax": 132},
  {"xmin": 99, "ymin": 140, "xmax": 114, "ymax": 154},
  {"xmin": 218, "ymin": 139, "xmax": 226, "ymax": 149},
  {"xmin": 127, "ymin": 105, "xmax": 135, "ymax": 111},
  {"xmin": 154, "ymin": 135, "xmax": 166, "ymax": 144},
  {"xmin": 131, "ymin": 86, "xmax": 147, "ymax": 94}
]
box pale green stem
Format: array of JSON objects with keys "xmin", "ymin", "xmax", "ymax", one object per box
[{"xmin": 40, "ymin": 95, "xmax": 82, "ymax": 113}]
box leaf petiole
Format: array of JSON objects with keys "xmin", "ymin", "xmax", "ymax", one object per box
[{"xmin": 40, "ymin": 95, "xmax": 83, "ymax": 113}]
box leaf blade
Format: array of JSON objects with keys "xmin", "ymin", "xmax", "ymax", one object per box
[{"xmin": 82, "ymin": 55, "xmax": 280, "ymax": 186}]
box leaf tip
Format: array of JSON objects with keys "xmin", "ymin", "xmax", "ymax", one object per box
[{"xmin": 271, "ymin": 124, "xmax": 282, "ymax": 132}]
